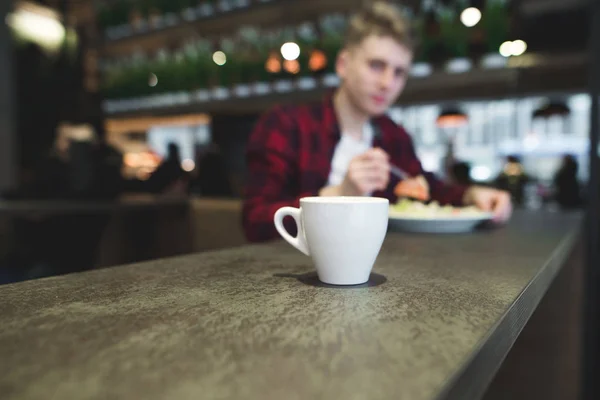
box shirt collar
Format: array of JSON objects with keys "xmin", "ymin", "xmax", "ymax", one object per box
[
  {"xmin": 321, "ymin": 90, "xmax": 342, "ymax": 140},
  {"xmin": 321, "ymin": 90, "xmax": 386, "ymax": 144}
]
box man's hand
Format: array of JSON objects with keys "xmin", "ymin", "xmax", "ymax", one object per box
[
  {"xmin": 463, "ymin": 186, "xmax": 512, "ymax": 223},
  {"xmin": 320, "ymin": 148, "xmax": 390, "ymax": 197}
]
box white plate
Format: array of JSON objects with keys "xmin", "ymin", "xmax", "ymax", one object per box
[{"xmin": 388, "ymin": 210, "xmax": 493, "ymax": 234}]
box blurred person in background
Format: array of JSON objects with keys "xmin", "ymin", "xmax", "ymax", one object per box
[
  {"xmin": 89, "ymin": 117, "xmax": 126, "ymax": 200},
  {"xmin": 1, "ymin": 119, "xmax": 124, "ymax": 283},
  {"xmin": 26, "ymin": 118, "xmax": 124, "ymax": 200},
  {"xmin": 449, "ymin": 161, "xmax": 472, "ymax": 186},
  {"xmin": 242, "ymin": 1, "xmax": 512, "ymax": 242},
  {"xmin": 146, "ymin": 142, "xmax": 189, "ymax": 195},
  {"xmin": 191, "ymin": 143, "xmax": 233, "ymax": 197},
  {"xmin": 553, "ymin": 154, "xmax": 583, "ymax": 210},
  {"xmin": 33, "ymin": 121, "xmax": 98, "ymax": 199},
  {"xmin": 494, "ymin": 155, "xmax": 531, "ymax": 207}
]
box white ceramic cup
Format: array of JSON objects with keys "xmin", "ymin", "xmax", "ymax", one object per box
[{"xmin": 274, "ymin": 197, "xmax": 389, "ymax": 285}]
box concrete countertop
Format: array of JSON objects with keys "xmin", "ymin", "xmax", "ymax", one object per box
[
  {"xmin": 0, "ymin": 194, "xmax": 189, "ymax": 215},
  {"xmin": 0, "ymin": 211, "xmax": 581, "ymax": 400}
]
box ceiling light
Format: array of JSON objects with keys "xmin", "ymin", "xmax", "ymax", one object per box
[
  {"xmin": 499, "ymin": 41, "xmax": 513, "ymax": 57},
  {"xmin": 6, "ymin": 5, "xmax": 65, "ymax": 50},
  {"xmin": 511, "ymin": 40, "xmax": 527, "ymax": 56},
  {"xmin": 280, "ymin": 42, "xmax": 300, "ymax": 61},
  {"xmin": 212, "ymin": 51, "xmax": 227, "ymax": 66},
  {"xmin": 436, "ymin": 108, "xmax": 469, "ymax": 128},
  {"xmin": 181, "ymin": 159, "xmax": 195, "ymax": 172},
  {"xmin": 460, "ymin": 7, "xmax": 481, "ymax": 27},
  {"xmin": 148, "ymin": 73, "xmax": 158, "ymax": 87}
]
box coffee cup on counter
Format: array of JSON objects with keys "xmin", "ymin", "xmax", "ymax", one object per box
[{"xmin": 273, "ymin": 197, "xmax": 389, "ymax": 285}]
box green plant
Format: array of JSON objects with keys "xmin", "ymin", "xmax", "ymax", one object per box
[
  {"xmin": 320, "ymin": 33, "xmax": 342, "ymax": 74},
  {"xmin": 481, "ymin": 0, "xmax": 510, "ymax": 53},
  {"xmin": 111, "ymin": 0, "xmax": 131, "ymax": 27},
  {"xmin": 96, "ymin": 4, "xmax": 113, "ymax": 30},
  {"xmin": 140, "ymin": 0, "xmax": 160, "ymax": 19},
  {"xmin": 157, "ymin": 0, "xmax": 184, "ymax": 14},
  {"xmin": 438, "ymin": 8, "xmax": 469, "ymax": 58},
  {"xmin": 254, "ymin": 42, "xmax": 273, "ymax": 82}
]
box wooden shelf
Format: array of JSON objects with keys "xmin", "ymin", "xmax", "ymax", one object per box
[
  {"xmin": 98, "ymin": 0, "xmax": 366, "ymax": 58},
  {"xmin": 403, "ymin": 53, "xmax": 588, "ymax": 103},
  {"xmin": 519, "ymin": 0, "xmax": 587, "ymax": 16},
  {"xmin": 103, "ymin": 52, "xmax": 588, "ymax": 118}
]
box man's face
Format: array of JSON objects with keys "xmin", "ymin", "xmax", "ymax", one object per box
[{"xmin": 336, "ymin": 35, "xmax": 412, "ymax": 116}]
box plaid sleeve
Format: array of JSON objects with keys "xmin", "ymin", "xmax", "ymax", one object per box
[
  {"xmin": 395, "ymin": 125, "xmax": 468, "ymax": 206},
  {"xmin": 424, "ymin": 171, "xmax": 468, "ymax": 206},
  {"xmin": 242, "ymin": 107, "xmax": 318, "ymax": 243}
]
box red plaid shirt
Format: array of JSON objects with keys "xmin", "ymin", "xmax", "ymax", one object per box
[{"xmin": 242, "ymin": 93, "xmax": 468, "ymax": 242}]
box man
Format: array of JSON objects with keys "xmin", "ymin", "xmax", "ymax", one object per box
[{"xmin": 243, "ymin": 1, "xmax": 512, "ymax": 243}]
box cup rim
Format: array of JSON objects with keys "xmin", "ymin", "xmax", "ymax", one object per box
[{"xmin": 300, "ymin": 196, "xmax": 389, "ymax": 204}]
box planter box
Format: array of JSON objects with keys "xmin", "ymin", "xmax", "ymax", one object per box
[
  {"xmin": 234, "ymin": 0, "xmax": 250, "ymax": 8},
  {"xmin": 196, "ymin": 3, "xmax": 215, "ymax": 17},
  {"xmin": 164, "ymin": 13, "xmax": 179, "ymax": 27},
  {"xmin": 149, "ymin": 15, "xmax": 165, "ymax": 29},
  {"xmin": 274, "ymin": 80, "xmax": 293, "ymax": 93},
  {"xmin": 233, "ymin": 84, "xmax": 252, "ymax": 97},
  {"xmin": 252, "ymin": 82, "xmax": 271, "ymax": 95},
  {"xmin": 297, "ymin": 77, "xmax": 317, "ymax": 90},
  {"xmin": 182, "ymin": 8, "xmax": 198, "ymax": 21},
  {"xmin": 409, "ymin": 62, "xmax": 433, "ymax": 78},
  {"xmin": 322, "ymin": 73, "xmax": 340, "ymax": 87},
  {"xmin": 194, "ymin": 89, "xmax": 211, "ymax": 102},
  {"xmin": 480, "ymin": 53, "xmax": 508, "ymax": 69},
  {"xmin": 212, "ymin": 87, "xmax": 230, "ymax": 100},
  {"xmin": 218, "ymin": 0, "xmax": 234, "ymax": 12},
  {"xmin": 446, "ymin": 57, "xmax": 473, "ymax": 74}
]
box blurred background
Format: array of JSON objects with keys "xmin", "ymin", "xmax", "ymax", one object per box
[{"xmin": 0, "ymin": 0, "xmax": 594, "ymax": 283}]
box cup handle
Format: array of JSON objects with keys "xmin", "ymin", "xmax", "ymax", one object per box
[{"xmin": 273, "ymin": 207, "xmax": 310, "ymax": 256}]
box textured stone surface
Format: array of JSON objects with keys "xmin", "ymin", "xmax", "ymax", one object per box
[{"xmin": 0, "ymin": 211, "xmax": 581, "ymax": 400}]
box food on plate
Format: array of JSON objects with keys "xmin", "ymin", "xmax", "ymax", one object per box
[
  {"xmin": 394, "ymin": 176, "xmax": 430, "ymax": 201},
  {"xmin": 389, "ymin": 198, "xmax": 488, "ymax": 218}
]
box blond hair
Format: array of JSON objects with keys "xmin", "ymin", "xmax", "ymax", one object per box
[{"xmin": 344, "ymin": 1, "xmax": 414, "ymax": 50}]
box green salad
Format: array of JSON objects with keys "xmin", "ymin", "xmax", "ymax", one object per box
[{"xmin": 389, "ymin": 198, "xmax": 485, "ymax": 218}]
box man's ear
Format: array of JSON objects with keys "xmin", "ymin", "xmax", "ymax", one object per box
[{"xmin": 335, "ymin": 49, "xmax": 349, "ymax": 78}]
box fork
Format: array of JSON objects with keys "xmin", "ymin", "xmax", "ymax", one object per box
[
  {"xmin": 372, "ymin": 122, "xmax": 412, "ymax": 180},
  {"xmin": 390, "ymin": 164, "xmax": 411, "ymax": 180}
]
